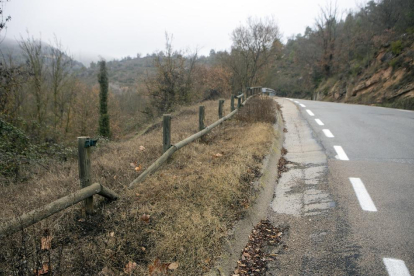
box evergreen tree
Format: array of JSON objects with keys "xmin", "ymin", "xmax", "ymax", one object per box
[{"xmin": 98, "ymin": 60, "xmax": 110, "ymax": 138}]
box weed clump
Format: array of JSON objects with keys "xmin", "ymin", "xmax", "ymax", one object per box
[{"xmin": 236, "ymin": 96, "xmax": 277, "ymax": 124}]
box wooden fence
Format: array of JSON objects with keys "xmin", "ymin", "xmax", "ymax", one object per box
[{"xmin": 0, "ymin": 86, "xmax": 262, "ymax": 237}]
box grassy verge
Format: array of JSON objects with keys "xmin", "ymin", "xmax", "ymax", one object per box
[{"xmin": 0, "ymin": 97, "xmax": 276, "ymax": 275}]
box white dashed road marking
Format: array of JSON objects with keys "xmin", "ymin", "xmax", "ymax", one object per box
[
  {"xmin": 294, "ymin": 100, "xmax": 299, "ymax": 103},
  {"xmin": 383, "ymin": 258, "xmax": 411, "ymax": 276},
  {"xmin": 334, "ymin": 146, "xmax": 349, "ymax": 161},
  {"xmin": 349, "ymin": 178, "xmax": 377, "ymax": 212},
  {"xmin": 306, "ymin": 110, "xmax": 315, "ymax": 116},
  {"xmin": 315, "ymin": 119, "xmax": 324, "ymax": 126},
  {"xmin": 300, "ymin": 104, "xmax": 306, "ymax": 107},
  {"xmin": 322, "ymin": 129, "xmax": 334, "ymax": 138}
]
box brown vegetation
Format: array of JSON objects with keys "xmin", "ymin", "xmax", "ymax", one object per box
[{"xmin": 0, "ymin": 97, "xmax": 277, "ymax": 275}]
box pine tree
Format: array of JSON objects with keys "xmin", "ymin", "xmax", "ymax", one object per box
[{"xmin": 98, "ymin": 60, "xmax": 110, "ymax": 138}]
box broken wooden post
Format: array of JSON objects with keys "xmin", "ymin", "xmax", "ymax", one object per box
[
  {"xmin": 77, "ymin": 137, "xmax": 94, "ymax": 215},
  {"xmin": 163, "ymin": 114, "xmax": 171, "ymax": 153},
  {"xmin": 199, "ymin": 106, "xmax": 205, "ymax": 131},
  {"xmin": 218, "ymin": 100, "xmax": 224, "ymax": 119},
  {"xmin": 231, "ymin": 95, "xmax": 235, "ymax": 111}
]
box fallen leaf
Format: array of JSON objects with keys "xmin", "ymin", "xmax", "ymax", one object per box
[
  {"xmin": 168, "ymin": 262, "xmax": 179, "ymax": 270},
  {"xmin": 139, "ymin": 145, "xmax": 146, "ymax": 151},
  {"xmin": 135, "ymin": 164, "xmax": 142, "ymax": 172},
  {"xmin": 109, "ymin": 232, "xmax": 115, "ymax": 237},
  {"xmin": 140, "ymin": 214, "xmax": 151, "ymax": 223},
  {"xmin": 213, "ymin": 153, "xmax": 223, "ymax": 158},
  {"xmin": 141, "ymin": 247, "xmax": 146, "ymax": 251},
  {"xmin": 35, "ymin": 263, "xmax": 50, "ymax": 275},
  {"xmin": 98, "ymin": 266, "xmax": 116, "ymax": 276},
  {"xmin": 78, "ymin": 218, "xmax": 85, "ymax": 222},
  {"xmin": 130, "ymin": 162, "xmax": 137, "ymax": 168},
  {"xmin": 135, "ymin": 193, "xmax": 140, "ymax": 197},
  {"xmin": 124, "ymin": 261, "xmax": 137, "ymax": 274},
  {"xmin": 149, "ymin": 258, "xmax": 169, "ymax": 276},
  {"xmin": 41, "ymin": 236, "xmax": 52, "ymax": 250}
]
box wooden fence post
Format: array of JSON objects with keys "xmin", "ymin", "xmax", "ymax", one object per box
[
  {"xmin": 231, "ymin": 95, "xmax": 235, "ymax": 111},
  {"xmin": 199, "ymin": 106, "xmax": 205, "ymax": 131},
  {"xmin": 237, "ymin": 97, "xmax": 241, "ymax": 109},
  {"xmin": 77, "ymin": 137, "xmax": 93, "ymax": 215},
  {"xmin": 163, "ymin": 114, "xmax": 171, "ymax": 153},
  {"xmin": 218, "ymin": 100, "xmax": 224, "ymax": 119}
]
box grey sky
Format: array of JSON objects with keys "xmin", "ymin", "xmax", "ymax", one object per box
[{"xmin": 4, "ymin": 0, "xmax": 361, "ymax": 65}]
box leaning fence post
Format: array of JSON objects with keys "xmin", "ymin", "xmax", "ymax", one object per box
[
  {"xmin": 199, "ymin": 106, "xmax": 205, "ymax": 131},
  {"xmin": 231, "ymin": 95, "xmax": 235, "ymax": 111},
  {"xmin": 218, "ymin": 100, "xmax": 224, "ymax": 119},
  {"xmin": 78, "ymin": 136, "xmax": 94, "ymax": 215},
  {"xmin": 163, "ymin": 114, "xmax": 171, "ymax": 153}
]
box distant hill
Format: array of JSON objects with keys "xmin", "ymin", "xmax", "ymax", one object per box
[{"xmin": 0, "ymin": 37, "xmax": 84, "ymax": 70}]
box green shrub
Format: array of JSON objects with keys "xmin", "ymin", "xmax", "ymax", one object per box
[
  {"xmin": 389, "ymin": 56, "xmax": 404, "ymax": 68},
  {"xmin": 391, "ymin": 40, "xmax": 403, "ymax": 55},
  {"xmin": 380, "ymin": 97, "xmax": 414, "ymax": 110}
]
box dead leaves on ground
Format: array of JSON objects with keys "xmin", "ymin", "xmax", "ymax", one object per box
[
  {"xmin": 34, "ymin": 263, "xmax": 50, "ymax": 276},
  {"xmin": 213, "ymin": 153, "xmax": 223, "ymax": 158},
  {"xmin": 277, "ymin": 156, "xmax": 291, "ymax": 178},
  {"xmin": 41, "ymin": 235, "xmax": 52, "ymax": 250},
  {"xmin": 233, "ymin": 220, "xmax": 284, "ymax": 276},
  {"xmin": 140, "ymin": 214, "xmax": 151, "ymax": 223},
  {"xmin": 149, "ymin": 259, "xmax": 179, "ymax": 276},
  {"xmin": 130, "ymin": 162, "xmax": 142, "ymax": 172},
  {"xmin": 124, "ymin": 261, "xmax": 137, "ymax": 274}
]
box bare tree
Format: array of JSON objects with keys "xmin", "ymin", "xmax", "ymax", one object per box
[
  {"xmin": 315, "ymin": 2, "xmax": 338, "ymax": 77},
  {"xmin": 0, "ymin": 0, "xmax": 11, "ymax": 39},
  {"xmin": 19, "ymin": 35, "xmax": 48, "ymax": 124},
  {"xmin": 228, "ymin": 17, "xmax": 281, "ymax": 91},
  {"xmin": 50, "ymin": 36, "xmax": 73, "ymax": 130},
  {"xmin": 0, "ymin": 53, "xmax": 26, "ymax": 117},
  {"xmin": 145, "ymin": 33, "xmax": 197, "ymax": 113}
]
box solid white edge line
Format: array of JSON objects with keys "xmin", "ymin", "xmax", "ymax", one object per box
[
  {"xmin": 300, "ymin": 104, "xmax": 306, "ymax": 107},
  {"xmin": 306, "ymin": 109, "xmax": 315, "ymax": 116},
  {"xmin": 322, "ymin": 129, "xmax": 334, "ymax": 138},
  {"xmin": 383, "ymin": 258, "xmax": 411, "ymax": 276},
  {"xmin": 315, "ymin": 119, "xmax": 324, "ymax": 126},
  {"xmin": 349, "ymin": 178, "xmax": 377, "ymax": 212},
  {"xmin": 333, "ymin": 145, "xmax": 349, "ymax": 161}
]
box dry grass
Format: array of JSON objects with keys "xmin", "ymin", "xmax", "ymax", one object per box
[{"xmin": 0, "ymin": 97, "xmax": 276, "ymax": 275}]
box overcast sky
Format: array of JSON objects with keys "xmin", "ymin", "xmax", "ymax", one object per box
[{"xmin": 3, "ymin": 0, "xmax": 362, "ymax": 65}]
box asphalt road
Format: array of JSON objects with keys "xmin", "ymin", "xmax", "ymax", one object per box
[{"xmin": 285, "ymin": 98, "xmax": 414, "ymax": 275}]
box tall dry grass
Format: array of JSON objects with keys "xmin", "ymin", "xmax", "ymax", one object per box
[{"xmin": 0, "ymin": 97, "xmax": 277, "ymax": 275}]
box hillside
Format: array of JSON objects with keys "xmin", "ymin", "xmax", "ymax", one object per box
[
  {"xmin": 267, "ymin": 0, "xmax": 414, "ymax": 110},
  {"xmin": 316, "ymin": 35, "xmax": 414, "ymax": 109}
]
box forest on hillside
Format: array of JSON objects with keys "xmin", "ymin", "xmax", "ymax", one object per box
[
  {"xmin": 1, "ymin": 0, "xmax": 413, "ymax": 184},
  {"xmin": 268, "ymin": 0, "xmax": 414, "ymax": 107}
]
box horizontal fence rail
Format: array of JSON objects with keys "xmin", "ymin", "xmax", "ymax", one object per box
[
  {"xmin": 1, "ymin": 85, "xmax": 264, "ymax": 238},
  {"xmin": 0, "ymin": 183, "xmax": 118, "ymax": 237},
  {"xmin": 128, "ymin": 92, "xmax": 257, "ymax": 189}
]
